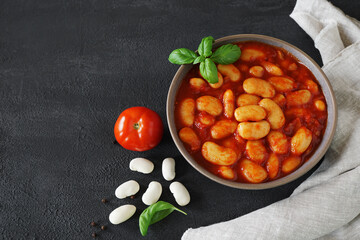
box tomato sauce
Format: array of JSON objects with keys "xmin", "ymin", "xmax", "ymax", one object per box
[{"xmin": 174, "ymin": 41, "xmax": 328, "ymax": 183}]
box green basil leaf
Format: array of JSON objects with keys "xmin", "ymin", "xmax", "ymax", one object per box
[
  {"xmin": 193, "ymin": 55, "xmax": 206, "ymax": 65},
  {"xmin": 168, "ymin": 48, "xmax": 198, "ymax": 65},
  {"xmin": 139, "ymin": 201, "xmax": 187, "ymax": 236},
  {"xmin": 198, "ymin": 36, "xmax": 214, "ymax": 57},
  {"xmin": 210, "ymin": 44, "xmax": 241, "ymax": 65},
  {"xmin": 200, "ymin": 58, "xmax": 219, "ymax": 84}
]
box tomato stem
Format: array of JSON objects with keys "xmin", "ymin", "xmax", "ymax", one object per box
[{"xmin": 133, "ymin": 123, "xmax": 140, "ymax": 130}]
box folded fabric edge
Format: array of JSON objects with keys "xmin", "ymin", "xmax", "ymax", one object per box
[
  {"xmin": 314, "ymin": 21, "xmax": 345, "ymax": 64},
  {"xmin": 322, "ymin": 41, "xmax": 360, "ymax": 71},
  {"xmin": 290, "ymin": 12, "xmax": 323, "ymax": 41}
]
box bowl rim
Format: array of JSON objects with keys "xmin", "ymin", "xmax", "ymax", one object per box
[{"xmin": 166, "ymin": 34, "xmax": 337, "ymax": 190}]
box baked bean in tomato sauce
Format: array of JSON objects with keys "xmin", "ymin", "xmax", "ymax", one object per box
[{"xmin": 175, "ymin": 41, "xmax": 327, "ymax": 183}]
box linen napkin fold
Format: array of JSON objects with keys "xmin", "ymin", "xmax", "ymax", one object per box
[{"xmin": 182, "ymin": 0, "xmax": 360, "ymax": 239}]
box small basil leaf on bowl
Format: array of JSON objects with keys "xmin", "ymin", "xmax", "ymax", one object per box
[
  {"xmin": 139, "ymin": 201, "xmax": 187, "ymax": 236},
  {"xmin": 193, "ymin": 55, "xmax": 206, "ymax": 65},
  {"xmin": 168, "ymin": 48, "xmax": 198, "ymax": 65},
  {"xmin": 198, "ymin": 36, "xmax": 214, "ymax": 57},
  {"xmin": 210, "ymin": 44, "xmax": 241, "ymax": 65},
  {"xmin": 200, "ymin": 58, "xmax": 219, "ymax": 84}
]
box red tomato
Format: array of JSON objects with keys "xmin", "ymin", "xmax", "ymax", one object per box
[{"xmin": 114, "ymin": 107, "xmax": 163, "ymax": 151}]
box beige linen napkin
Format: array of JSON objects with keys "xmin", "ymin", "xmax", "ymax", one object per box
[{"xmin": 182, "ymin": 0, "xmax": 360, "ymax": 239}]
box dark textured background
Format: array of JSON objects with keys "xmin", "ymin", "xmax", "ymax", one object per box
[{"xmin": 1, "ymin": 0, "xmax": 359, "ymax": 239}]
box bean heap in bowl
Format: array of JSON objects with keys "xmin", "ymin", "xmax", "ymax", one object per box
[{"xmin": 175, "ymin": 41, "xmax": 328, "ymax": 183}]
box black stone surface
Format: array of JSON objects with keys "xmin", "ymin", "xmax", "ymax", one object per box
[{"xmin": 1, "ymin": 0, "xmax": 359, "ymax": 239}]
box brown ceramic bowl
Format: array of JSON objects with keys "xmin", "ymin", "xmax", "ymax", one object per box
[{"xmin": 166, "ymin": 34, "xmax": 337, "ymax": 189}]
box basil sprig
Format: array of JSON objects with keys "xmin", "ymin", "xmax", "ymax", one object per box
[
  {"xmin": 198, "ymin": 36, "xmax": 214, "ymax": 57},
  {"xmin": 211, "ymin": 44, "xmax": 241, "ymax": 65},
  {"xmin": 139, "ymin": 201, "xmax": 187, "ymax": 236},
  {"xmin": 168, "ymin": 48, "xmax": 198, "ymax": 65},
  {"xmin": 168, "ymin": 36, "xmax": 241, "ymax": 83},
  {"xmin": 200, "ymin": 58, "xmax": 218, "ymax": 84},
  {"xmin": 193, "ymin": 55, "xmax": 205, "ymax": 65}
]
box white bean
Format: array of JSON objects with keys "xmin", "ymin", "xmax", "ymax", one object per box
[
  {"xmin": 291, "ymin": 127, "xmax": 312, "ymax": 155},
  {"xmin": 201, "ymin": 141, "xmax": 237, "ymax": 165},
  {"xmin": 259, "ymin": 99, "xmax": 285, "ymax": 130},
  {"xmin": 210, "ymin": 120, "xmax": 238, "ymax": 139},
  {"xmin": 240, "ymin": 48, "xmax": 265, "ymax": 61},
  {"xmin": 237, "ymin": 121, "xmax": 270, "ymax": 140},
  {"xmin": 162, "ymin": 158, "xmax": 176, "ymax": 181},
  {"xmin": 217, "ymin": 64, "xmax": 241, "ymax": 82},
  {"xmin": 169, "ymin": 182, "xmax": 190, "ymax": 206},
  {"xmin": 234, "ymin": 105, "xmax": 266, "ymax": 122},
  {"xmin": 261, "ymin": 61, "xmax": 283, "ymax": 76},
  {"xmin": 142, "ymin": 181, "xmax": 162, "ymax": 205},
  {"xmin": 217, "ymin": 166, "xmax": 235, "ymax": 180},
  {"xmin": 129, "ymin": 158, "xmax": 154, "ymax": 174},
  {"xmin": 109, "ymin": 205, "xmax": 136, "ymax": 225},
  {"xmin": 179, "ymin": 127, "xmax": 201, "ymax": 151},
  {"xmin": 196, "ymin": 96, "xmax": 223, "ymax": 116},
  {"xmin": 115, "ymin": 180, "xmax": 140, "ymax": 199},
  {"xmin": 243, "ymin": 78, "xmax": 275, "ymax": 98},
  {"xmin": 179, "ymin": 98, "xmax": 195, "ymax": 127},
  {"xmin": 314, "ymin": 100, "xmax": 326, "ymax": 111}
]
